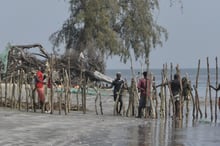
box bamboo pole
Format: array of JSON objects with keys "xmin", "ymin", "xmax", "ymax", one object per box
[
  {"xmin": 64, "ymin": 69, "xmax": 68, "ymax": 115},
  {"xmin": 145, "ymin": 58, "xmax": 150, "ymax": 118},
  {"xmin": 18, "ymin": 70, "xmax": 23, "ymax": 110},
  {"xmin": 152, "ymin": 76, "xmax": 158, "ymax": 119},
  {"xmin": 164, "ymin": 64, "xmax": 168, "ymax": 119},
  {"xmin": 9, "ymin": 75, "xmax": 12, "ymax": 108},
  {"xmin": 160, "ymin": 68, "xmax": 165, "ymax": 118},
  {"xmin": 195, "ymin": 59, "xmax": 202, "ymax": 119},
  {"xmin": 169, "ymin": 63, "xmax": 173, "ymax": 117},
  {"xmin": 4, "ymin": 76, "xmax": 8, "ymax": 107},
  {"xmin": 176, "ymin": 65, "xmax": 183, "ymax": 119},
  {"xmin": 82, "ymin": 73, "xmax": 86, "ymax": 114},
  {"xmin": 94, "ymin": 87, "xmax": 99, "ymax": 115},
  {"xmin": 99, "ymin": 91, "xmax": 103, "ymax": 115},
  {"xmin": 0, "ymin": 73, "xmax": 2, "ymax": 106},
  {"xmin": 205, "ymin": 77, "xmax": 209, "ymax": 118},
  {"xmin": 149, "ymin": 73, "xmax": 155, "ymax": 118},
  {"xmin": 215, "ymin": 57, "xmax": 218, "ymax": 122},
  {"xmin": 25, "ymin": 74, "xmax": 29, "ymax": 112},
  {"xmin": 11, "ymin": 76, "xmax": 16, "ymax": 109},
  {"xmin": 193, "ymin": 85, "xmax": 202, "ymax": 119},
  {"xmin": 58, "ymin": 86, "xmax": 62, "ymax": 115},
  {"xmin": 129, "ymin": 57, "xmax": 140, "ymax": 117},
  {"xmin": 207, "ymin": 57, "xmax": 213, "ymax": 122},
  {"xmin": 50, "ymin": 57, "xmax": 54, "ymax": 114}
]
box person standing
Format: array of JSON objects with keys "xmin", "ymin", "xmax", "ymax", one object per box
[
  {"xmin": 111, "ymin": 72, "xmax": 126, "ymax": 115},
  {"xmin": 35, "ymin": 67, "xmax": 46, "ymax": 111},
  {"xmin": 155, "ymin": 73, "xmax": 182, "ymax": 119},
  {"xmin": 137, "ymin": 71, "xmax": 152, "ymax": 118}
]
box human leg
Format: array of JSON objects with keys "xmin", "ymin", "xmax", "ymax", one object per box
[{"xmin": 37, "ymin": 87, "xmax": 45, "ymax": 111}]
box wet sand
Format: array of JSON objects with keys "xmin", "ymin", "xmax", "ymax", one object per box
[{"xmin": 0, "ymin": 95, "xmax": 220, "ymax": 146}]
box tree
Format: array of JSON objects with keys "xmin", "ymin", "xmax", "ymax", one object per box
[{"xmin": 49, "ymin": 0, "xmax": 168, "ymax": 70}]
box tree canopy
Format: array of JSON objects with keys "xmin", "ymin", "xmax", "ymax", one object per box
[{"xmin": 50, "ymin": 0, "xmax": 168, "ymax": 69}]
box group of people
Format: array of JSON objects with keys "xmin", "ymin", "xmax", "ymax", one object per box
[
  {"xmin": 35, "ymin": 67, "xmax": 219, "ymax": 116},
  {"xmin": 109, "ymin": 71, "xmax": 193, "ymax": 119},
  {"xmin": 109, "ymin": 71, "xmax": 152, "ymax": 117}
]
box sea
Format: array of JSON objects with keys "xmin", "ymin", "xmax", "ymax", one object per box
[{"xmin": 106, "ymin": 68, "xmax": 219, "ymax": 99}]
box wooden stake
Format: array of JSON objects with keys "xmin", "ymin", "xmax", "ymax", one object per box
[
  {"xmin": 207, "ymin": 57, "xmax": 213, "ymax": 122},
  {"xmin": 215, "ymin": 57, "xmax": 218, "ymax": 122}
]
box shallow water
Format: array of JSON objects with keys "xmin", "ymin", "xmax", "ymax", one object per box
[{"xmin": 0, "ymin": 106, "xmax": 220, "ymax": 146}]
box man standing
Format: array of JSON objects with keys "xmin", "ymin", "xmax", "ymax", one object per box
[
  {"xmin": 35, "ymin": 67, "xmax": 46, "ymax": 111},
  {"xmin": 137, "ymin": 71, "xmax": 151, "ymax": 118},
  {"xmin": 111, "ymin": 72, "xmax": 125, "ymax": 115}
]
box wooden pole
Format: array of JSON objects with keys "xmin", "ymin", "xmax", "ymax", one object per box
[
  {"xmin": 25, "ymin": 74, "xmax": 29, "ymax": 112},
  {"xmin": 18, "ymin": 70, "xmax": 22, "ymax": 110},
  {"xmin": 164, "ymin": 64, "xmax": 168, "ymax": 119},
  {"xmin": 11, "ymin": 75, "xmax": 16, "ymax": 109},
  {"xmin": 195, "ymin": 60, "xmax": 199, "ymax": 118},
  {"xmin": 160, "ymin": 68, "xmax": 165, "ymax": 118},
  {"xmin": 169, "ymin": 63, "xmax": 173, "ymax": 117},
  {"xmin": 215, "ymin": 57, "xmax": 218, "ymax": 122},
  {"xmin": 207, "ymin": 57, "xmax": 213, "ymax": 122},
  {"xmin": 176, "ymin": 64, "xmax": 183, "ymax": 119},
  {"xmin": 0, "ymin": 73, "xmax": 2, "ymax": 106},
  {"xmin": 9, "ymin": 75, "xmax": 12, "ymax": 108},
  {"xmin": 50, "ymin": 56, "xmax": 54, "ymax": 114},
  {"xmin": 4, "ymin": 75, "xmax": 8, "ymax": 107},
  {"xmin": 205, "ymin": 75, "xmax": 209, "ymax": 119}
]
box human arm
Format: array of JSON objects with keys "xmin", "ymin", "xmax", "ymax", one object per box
[{"xmin": 209, "ymin": 84, "xmax": 220, "ymax": 91}]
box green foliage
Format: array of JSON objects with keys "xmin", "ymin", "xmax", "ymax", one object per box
[{"xmin": 50, "ymin": 0, "xmax": 168, "ymax": 66}]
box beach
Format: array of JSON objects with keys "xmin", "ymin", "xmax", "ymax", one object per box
[{"xmin": 1, "ymin": 93, "xmax": 220, "ymax": 146}]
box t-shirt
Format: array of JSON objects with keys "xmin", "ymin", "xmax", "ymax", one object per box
[
  {"xmin": 112, "ymin": 79, "xmax": 124, "ymax": 95},
  {"xmin": 137, "ymin": 78, "xmax": 151, "ymax": 97},
  {"xmin": 170, "ymin": 79, "xmax": 181, "ymax": 96},
  {"xmin": 36, "ymin": 70, "xmax": 44, "ymax": 88}
]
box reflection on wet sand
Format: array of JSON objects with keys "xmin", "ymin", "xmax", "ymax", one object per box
[{"xmin": 127, "ymin": 114, "xmax": 220, "ymax": 146}]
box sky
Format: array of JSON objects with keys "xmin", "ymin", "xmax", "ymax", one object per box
[{"xmin": 0, "ymin": 0, "xmax": 220, "ymax": 69}]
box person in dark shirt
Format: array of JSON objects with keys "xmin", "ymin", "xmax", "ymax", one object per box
[
  {"xmin": 111, "ymin": 72, "xmax": 125, "ymax": 115},
  {"xmin": 156, "ymin": 73, "xmax": 181, "ymax": 118}
]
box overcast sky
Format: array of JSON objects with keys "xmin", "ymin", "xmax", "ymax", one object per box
[{"xmin": 0, "ymin": 0, "xmax": 219, "ymax": 69}]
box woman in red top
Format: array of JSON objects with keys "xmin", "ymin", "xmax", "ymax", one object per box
[{"xmin": 35, "ymin": 67, "xmax": 46, "ymax": 109}]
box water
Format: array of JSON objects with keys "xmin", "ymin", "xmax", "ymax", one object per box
[
  {"xmin": 1, "ymin": 104, "xmax": 220, "ymax": 146},
  {"xmin": 0, "ymin": 68, "xmax": 220, "ymax": 146},
  {"xmin": 106, "ymin": 68, "xmax": 219, "ymax": 98}
]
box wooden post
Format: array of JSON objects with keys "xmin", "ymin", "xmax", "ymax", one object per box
[
  {"xmin": 11, "ymin": 75, "xmax": 16, "ymax": 109},
  {"xmin": 207, "ymin": 57, "xmax": 213, "ymax": 122},
  {"xmin": 176, "ymin": 64, "xmax": 183, "ymax": 120},
  {"xmin": 205, "ymin": 78, "xmax": 209, "ymax": 118},
  {"xmin": 18, "ymin": 70, "xmax": 22, "ymax": 110},
  {"xmin": 25, "ymin": 74, "xmax": 29, "ymax": 112},
  {"xmin": 215, "ymin": 57, "xmax": 218, "ymax": 122},
  {"xmin": 4, "ymin": 76, "xmax": 8, "ymax": 107},
  {"xmin": 164, "ymin": 64, "xmax": 168, "ymax": 119},
  {"xmin": 50, "ymin": 56, "xmax": 54, "ymax": 114},
  {"xmin": 58, "ymin": 85, "xmax": 62, "ymax": 115},
  {"xmin": 0, "ymin": 73, "xmax": 2, "ymax": 106},
  {"xmin": 160, "ymin": 68, "xmax": 165, "ymax": 118},
  {"xmin": 9, "ymin": 75, "xmax": 12, "ymax": 108},
  {"xmin": 195, "ymin": 59, "xmax": 202, "ymax": 119},
  {"xmin": 169, "ymin": 63, "xmax": 173, "ymax": 117},
  {"xmin": 129, "ymin": 57, "xmax": 139, "ymax": 117},
  {"xmin": 149, "ymin": 73, "xmax": 155, "ymax": 118}
]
